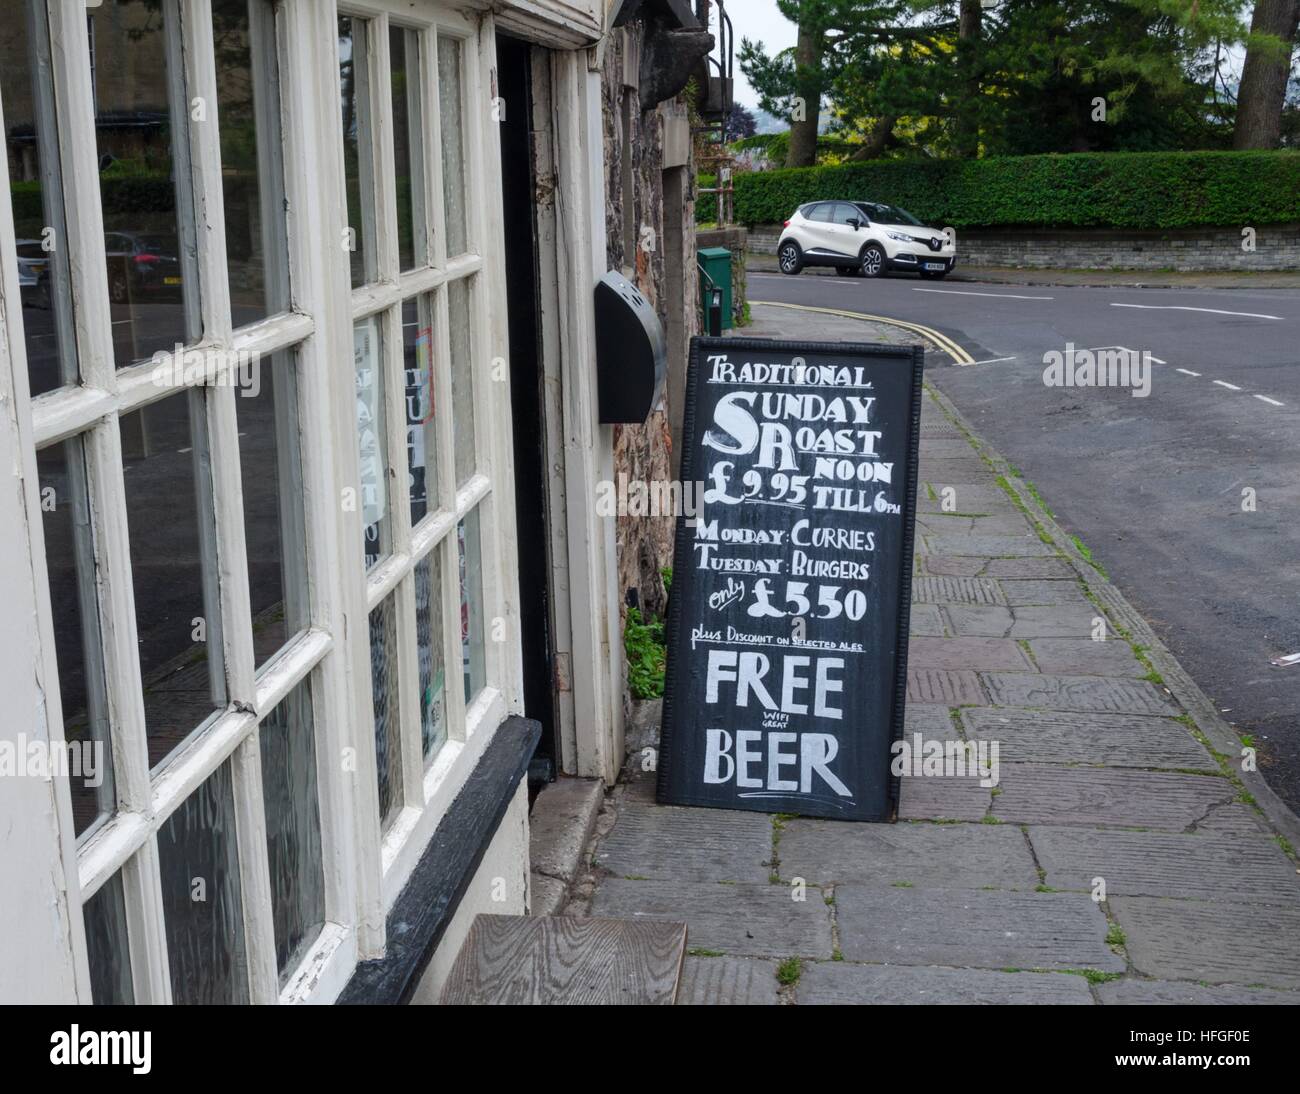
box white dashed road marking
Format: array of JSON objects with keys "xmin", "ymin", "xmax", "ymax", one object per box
[
  {"xmin": 1212, "ymin": 380, "xmax": 1242, "ymax": 390},
  {"xmin": 1254, "ymin": 394, "xmax": 1285, "ymax": 407},
  {"xmin": 1175, "ymin": 368, "xmax": 1201, "ymax": 376},
  {"xmin": 1110, "ymin": 303, "xmax": 1285, "ymax": 320},
  {"xmin": 913, "ymin": 288, "xmax": 1053, "ymax": 300}
]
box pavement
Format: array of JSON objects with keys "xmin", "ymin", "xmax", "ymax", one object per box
[
  {"xmin": 562, "ymin": 302, "xmax": 1300, "ymax": 1005},
  {"xmin": 747, "ymin": 267, "xmax": 1300, "ymax": 820}
]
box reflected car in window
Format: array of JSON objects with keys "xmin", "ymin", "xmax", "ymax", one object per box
[
  {"xmin": 16, "ymin": 239, "xmax": 52, "ymax": 309},
  {"xmin": 104, "ymin": 231, "xmax": 184, "ymax": 304}
]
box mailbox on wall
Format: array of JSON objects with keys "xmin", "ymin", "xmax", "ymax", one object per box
[{"xmin": 593, "ymin": 270, "xmax": 667, "ymax": 424}]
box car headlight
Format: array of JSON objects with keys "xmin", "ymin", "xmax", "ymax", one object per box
[{"xmin": 886, "ymin": 231, "xmax": 914, "ymax": 243}]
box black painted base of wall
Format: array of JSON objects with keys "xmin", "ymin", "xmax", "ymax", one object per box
[{"xmin": 337, "ymin": 716, "xmax": 542, "ymax": 1005}]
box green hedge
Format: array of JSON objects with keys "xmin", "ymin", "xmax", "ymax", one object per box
[{"xmin": 701, "ymin": 151, "xmax": 1300, "ymax": 230}]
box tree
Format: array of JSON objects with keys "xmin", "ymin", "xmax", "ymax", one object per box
[
  {"xmin": 1234, "ymin": 0, "xmax": 1300, "ymax": 148},
  {"xmin": 722, "ymin": 103, "xmax": 758, "ymax": 141}
]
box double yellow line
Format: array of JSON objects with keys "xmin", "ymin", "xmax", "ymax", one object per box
[{"xmin": 748, "ymin": 300, "xmax": 976, "ymax": 366}]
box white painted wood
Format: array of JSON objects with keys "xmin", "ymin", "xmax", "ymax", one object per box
[
  {"xmin": 0, "ymin": 75, "xmax": 85, "ymax": 998},
  {"xmin": 530, "ymin": 43, "xmax": 578, "ymax": 772}
]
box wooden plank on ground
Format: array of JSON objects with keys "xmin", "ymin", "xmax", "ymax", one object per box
[{"xmin": 440, "ymin": 915, "xmax": 687, "ymax": 1005}]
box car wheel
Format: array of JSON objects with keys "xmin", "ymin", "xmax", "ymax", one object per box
[
  {"xmin": 859, "ymin": 244, "xmax": 886, "ymax": 279},
  {"xmin": 919, "ymin": 269, "xmax": 948, "ymax": 280},
  {"xmin": 778, "ymin": 241, "xmax": 804, "ymax": 275}
]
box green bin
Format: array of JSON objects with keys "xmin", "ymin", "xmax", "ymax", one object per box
[{"xmin": 698, "ymin": 246, "xmax": 732, "ymax": 332}]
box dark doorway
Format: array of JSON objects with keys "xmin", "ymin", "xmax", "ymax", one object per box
[{"xmin": 497, "ymin": 33, "xmax": 557, "ymax": 783}]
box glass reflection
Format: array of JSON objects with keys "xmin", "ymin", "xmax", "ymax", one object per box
[
  {"xmin": 83, "ymin": 870, "xmax": 134, "ymax": 1005},
  {"xmin": 415, "ymin": 548, "xmax": 447, "ymax": 761},
  {"xmin": 369, "ymin": 595, "xmax": 401, "ymax": 828},
  {"xmin": 90, "ymin": 0, "xmax": 202, "ymax": 366},
  {"xmin": 404, "ymin": 295, "xmax": 438, "ymax": 524},
  {"xmin": 437, "ymin": 35, "xmax": 467, "ymax": 258},
  {"xmin": 259, "ymin": 678, "xmax": 325, "ymax": 982},
  {"xmin": 3, "ymin": 0, "xmax": 79, "ymax": 396},
  {"xmin": 121, "ymin": 389, "xmax": 226, "ymax": 769},
  {"xmin": 38, "ymin": 437, "xmax": 114, "ymax": 837},
  {"xmin": 158, "ymin": 761, "xmax": 249, "ymax": 1004},
  {"xmin": 458, "ymin": 508, "xmax": 485, "ymax": 703}
]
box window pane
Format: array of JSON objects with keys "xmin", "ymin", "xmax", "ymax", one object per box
[
  {"xmin": 404, "ymin": 294, "xmax": 438, "ymax": 524},
  {"xmin": 437, "ymin": 35, "xmax": 467, "ymax": 258},
  {"xmin": 338, "ymin": 16, "xmax": 373, "ymax": 288},
  {"xmin": 390, "ymin": 25, "xmax": 425, "ymax": 271},
  {"xmin": 158, "ymin": 761, "xmax": 249, "ymax": 1004},
  {"xmin": 93, "ymin": 0, "xmax": 202, "ymax": 366},
  {"xmin": 214, "ymin": 0, "xmax": 290, "ymax": 324},
  {"xmin": 368, "ymin": 595, "xmax": 401, "ymax": 828},
  {"xmin": 38, "ymin": 436, "xmax": 114, "ymax": 837},
  {"xmin": 458, "ymin": 508, "xmax": 486, "ymax": 703},
  {"xmin": 259, "ymin": 677, "xmax": 325, "ymax": 982},
  {"xmin": 354, "ymin": 317, "xmax": 390, "ymax": 570},
  {"xmin": 121, "ymin": 389, "xmax": 226, "ymax": 769},
  {"xmin": 4, "ymin": 0, "xmax": 78, "ymax": 395},
  {"xmin": 83, "ymin": 871, "xmax": 134, "ymax": 1005},
  {"xmin": 237, "ymin": 350, "xmax": 307, "ymax": 669},
  {"xmin": 448, "ymin": 276, "xmax": 475, "ymax": 487},
  {"xmin": 415, "ymin": 548, "xmax": 447, "ymax": 761}
]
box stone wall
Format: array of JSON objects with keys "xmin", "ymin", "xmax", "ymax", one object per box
[
  {"xmin": 746, "ymin": 223, "xmax": 1300, "ymax": 271},
  {"xmin": 602, "ymin": 25, "xmax": 700, "ymax": 624}
]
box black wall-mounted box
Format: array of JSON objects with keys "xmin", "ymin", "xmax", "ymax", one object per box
[{"xmin": 593, "ymin": 270, "xmax": 667, "ymax": 424}]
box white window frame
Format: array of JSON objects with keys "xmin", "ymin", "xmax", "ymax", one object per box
[{"xmin": 0, "ymin": 0, "xmax": 529, "ymax": 1004}]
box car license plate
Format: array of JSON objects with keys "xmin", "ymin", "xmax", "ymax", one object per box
[
  {"xmin": 163, "ymin": 276, "xmax": 182, "ymax": 285},
  {"xmin": 923, "ymin": 262, "xmax": 944, "ymax": 271}
]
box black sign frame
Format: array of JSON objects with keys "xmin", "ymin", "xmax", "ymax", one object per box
[{"xmin": 656, "ymin": 336, "xmax": 923, "ymax": 822}]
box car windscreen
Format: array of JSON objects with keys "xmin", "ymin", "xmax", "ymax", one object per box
[{"xmin": 855, "ymin": 202, "xmax": 923, "ymax": 226}]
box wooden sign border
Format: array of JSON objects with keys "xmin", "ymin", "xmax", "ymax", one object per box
[{"xmin": 655, "ymin": 336, "xmax": 924, "ymax": 820}]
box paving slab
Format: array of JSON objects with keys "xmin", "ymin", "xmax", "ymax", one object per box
[
  {"xmin": 903, "ymin": 704, "xmax": 954, "ymax": 737},
  {"xmin": 589, "ymin": 879, "xmax": 834, "ymax": 959},
  {"xmin": 908, "ymin": 604, "xmax": 946, "ymax": 636},
  {"xmin": 676, "ymin": 956, "xmax": 780, "ymax": 1005},
  {"xmin": 945, "ymin": 604, "xmax": 1098, "ymax": 638},
  {"xmin": 908, "ymin": 636, "xmax": 1032, "ymax": 672},
  {"xmin": 835, "ymin": 886, "xmax": 1124, "ymax": 972},
  {"xmin": 1024, "ymin": 638, "xmax": 1145, "ymax": 677},
  {"xmin": 1000, "ymin": 580, "xmax": 1093, "ymax": 607},
  {"xmin": 779, "ymin": 819, "xmax": 1038, "ymax": 888},
  {"xmin": 912, "ymin": 575, "xmax": 1007, "ymax": 606},
  {"xmin": 983, "ymin": 557, "xmax": 1076, "ymax": 579},
  {"xmin": 917, "ymin": 514, "xmax": 1034, "ymax": 538},
  {"xmin": 897, "ymin": 774, "xmax": 991, "ymax": 821},
  {"xmin": 918, "ymin": 485, "xmax": 1016, "ymax": 511},
  {"xmin": 980, "ymin": 673, "xmax": 1178, "ymax": 716},
  {"xmin": 1029, "ymin": 825, "xmax": 1300, "ymax": 904},
  {"xmin": 594, "ymin": 802, "xmax": 773, "ymax": 883},
  {"xmin": 926, "ymin": 534, "xmax": 1055, "ymax": 557},
  {"xmin": 917, "ymin": 439, "xmax": 980, "ymax": 459},
  {"xmin": 797, "ymin": 962, "xmax": 1094, "ymax": 1005},
  {"xmin": 1096, "ymin": 979, "xmax": 1300, "ymax": 1006},
  {"xmin": 919, "ymin": 462, "xmax": 994, "ymax": 486},
  {"xmin": 1111, "ymin": 897, "xmax": 1300, "ymax": 991},
  {"xmin": 907, "ymin": 668, "xmax": 988, "ymax": 705},
  {"xmin": 921, "ymin": 555, "xmax": 990, "ymax": 578},
  {"xmin": 1194, "ymin": 802, "xmax": 1272, "ymax": 837},
  {"xmin": 961, "ymin": 708, "xmax": 1217, "ymax": 770},
  {"xmin": 992, "ymin": 764, "xmax": 1235, "ymax": 829}
]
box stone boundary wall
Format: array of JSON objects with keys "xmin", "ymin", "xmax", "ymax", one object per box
[{"xmin": 745, "ymin": 223, "xmax": 1300, "ymax": 271}]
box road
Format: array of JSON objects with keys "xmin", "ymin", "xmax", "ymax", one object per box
[{"xmin": 751, "ymin": 268, "xmax": 1300, "ymax": 812}]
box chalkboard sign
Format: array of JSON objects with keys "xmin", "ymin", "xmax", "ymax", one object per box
[{"xmin": 656, "ymin": 337, "xmax": 923, "ymax": 821}]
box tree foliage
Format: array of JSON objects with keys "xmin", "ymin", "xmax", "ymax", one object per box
[{"xmin": 737, "ymin": 0, "xmax": 1287, "ymax": 159}]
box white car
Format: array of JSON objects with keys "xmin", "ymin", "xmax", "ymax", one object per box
[{"xmin": 776, "ymin": 200, "xmax": 956, "ymax": 280}]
